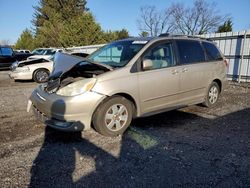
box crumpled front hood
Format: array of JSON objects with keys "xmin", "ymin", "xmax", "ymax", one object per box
[
  {"xmin": 18, "ymin": 58, "xmax": 50, "ymax": 67},
  {"xmin": 45, "ymin": 52, "xmax": 111, "ymax": 93},
  {"xmin": 51, "ymin": 52, "xmax": 84, "ymax": 76},
  {"xmin": 50, "ymin": 52, "xmax": 112, "ymax": 79}
]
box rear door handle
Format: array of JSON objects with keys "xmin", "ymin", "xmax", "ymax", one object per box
[
  {"xmin": 182, "ymin": 68, "xmax": 188, "ymax": 72},
  {"xmin": 171, "ymin": 69, "xmax": 179, "ymax": 75}
]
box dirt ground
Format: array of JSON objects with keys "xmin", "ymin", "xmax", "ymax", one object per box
[{"xmin": 0, "ymin": 70, "xmax": 249, "ymax": 187}]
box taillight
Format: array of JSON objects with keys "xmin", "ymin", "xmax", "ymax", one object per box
[{"xmin": 223, "ymin": 59, "xmax": 229, "ymax": 67}]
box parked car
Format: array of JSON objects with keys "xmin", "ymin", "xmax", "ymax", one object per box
[
  {"xmin": 0, "ymin": 46, "xmax": 32, "ymax": 69},
  {"xmin": 14, "ymin": 51, "xmax": 33, "ymax": 61},
  {"xmin": 9, "ymin": 56, "xmax": 54, "ymax": 83},
  {"xmin": 28, "ymin": 35, "xmax": 228, "ymax": 136},
  {"xmin": 15, "ymin": 49, "xmax": 31, "ymax": 53},
  {"xmin": 28, "ymin": 48, "xmax": 63, "ymax": 60},
  {"xmin": 9, "ymin": 52, "xmax": 88, "ymax": 83}
]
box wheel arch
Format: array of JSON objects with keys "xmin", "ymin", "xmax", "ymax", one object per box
[
  {"xmin": 92, "ymin": 92, "xmax": 139, "ymax": 122},
  {"xmin": 212, "ymin": 78, "xmax": 222, "ymax": 93},
  {"xmin": 110, "ymin": 92, "xmax": 138, "ymax": 118},
  {"xmin": 32, "ymin": 68, "xmax": 50, "ymax": 79}
]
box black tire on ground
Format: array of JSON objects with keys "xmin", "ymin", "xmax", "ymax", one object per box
[
  {"xmin": 33, "ymin": 69, "xmax": 50, "ymax": 83},
  {"xmin": 202, "ymin": 81, "xmax": 220, "ymax": 107},
  {"xmin": 92, "ymin": 96, "xmax": 133, "ymax": 137}
]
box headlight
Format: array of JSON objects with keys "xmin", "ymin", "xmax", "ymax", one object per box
[
  {"xmin": 14, "ymin": 67, "xmax": 30, "ymax": 72},
  {"xmin": 11, "ymin": 61, "xmax": 18, "ymax": 68},
  {"xmin": 56, "ymin": 78, "xmax": 96, "ymax": 96}
]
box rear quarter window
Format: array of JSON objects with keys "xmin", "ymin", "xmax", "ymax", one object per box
[
  {"xmin": 202, "ymin": 42, "xmax": 223, "ymax": 61},
  {"xmin": 176, "ymin": 40, "xmax": 205, "ymax": 64}
]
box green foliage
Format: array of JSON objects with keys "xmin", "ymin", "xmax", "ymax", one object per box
[
  {"xmin": 139, "ymin": 31, "xmax": 149, "ymax": 37},
  {"xmin": 15, "ymin": 29, "xmax": 35, "ymax": 50},
  {"xmin": 217, "ymin": 19, "xmax": 233, "ymax": 33},
  {"xmin": 59, "ymin": 13, "xmax": 107, "ymax": 46},
  {"xmin": 103, "ymin": 29, "xmax": 130, "ymax": 42},
  {"xmin": 115, "ymin": 29, "xmax": 130, "ymax": 39},
  {"xmin": 27, "ymin": 0, "xmax": 129, "ymax": 48},
  {"xmin": 32, "ymin": 0, "xmax": 90, "ymax": 47}
]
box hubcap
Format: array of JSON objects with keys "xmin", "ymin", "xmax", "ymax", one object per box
[
  {"xmin": 105, "ymin": 104, "xmax": 128, "ymax": 131},
  {"xmin": 208, "ymin": 86, "xmax": 218, "ymax": 104},
  {"xmin": 36, "ymin": 71, "xmax": 48, "ymax": 82}
]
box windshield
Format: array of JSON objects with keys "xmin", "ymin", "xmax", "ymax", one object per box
[
  {"xmin": 0, "ymin": 47, "xmax": 13, "ymax": 56},
  {"xmin": 32, "ymin": 49, "xmax": 45, "ymax": 55},
  {"xmin": 48, "ymin": 54, "xmax": 55, "ymax": 61},
  {"xmin": 44, "ymin": 49, "xmax": 56, "ymax": 55},
  {"xmin": 31, "ymin": 49, "xmax": 57, "ymax": 55},
  {"xmin": 88, "ymin": 40, "xmax": 147, "ymax": 67}
]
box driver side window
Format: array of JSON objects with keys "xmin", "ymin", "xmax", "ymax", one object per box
[{"xmin": 143, "ymin": 43, "xmax": 175, "ymax": 70}]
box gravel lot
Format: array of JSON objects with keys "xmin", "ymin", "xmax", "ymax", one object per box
[{"xmin": 0, "ymin": 70, "xmax": 249, "ymax": 188}]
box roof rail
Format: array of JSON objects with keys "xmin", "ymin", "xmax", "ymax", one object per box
[{"xmin": 158, "ymin": 33, "xmax": 213, "ymax": 41}]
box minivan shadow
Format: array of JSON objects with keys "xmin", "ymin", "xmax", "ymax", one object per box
[
  {"xmin": 131, "ymin": 109, "xmax": 200, "ymax": 129},
  {"xmin": 29, "ymin": 98, "xmax": 250, "ymax": 187}
]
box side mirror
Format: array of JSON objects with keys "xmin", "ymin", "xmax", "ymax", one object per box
[{"xmin": 142, "ymin": 59, "xmax": 153, "ymax": 71}]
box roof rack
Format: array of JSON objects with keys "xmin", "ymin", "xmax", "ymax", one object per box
[{"xmin": 158, "ymin": 33, "xmax": 213, "ymax": 41}]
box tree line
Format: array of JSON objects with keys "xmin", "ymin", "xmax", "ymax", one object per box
[
  {"xmin": 15, "ymin": 0, "xmax": 232, "ymax": 50},
  {"xmin": 15, "ymin": 0, "xmax": 129, "ymax": 50}
]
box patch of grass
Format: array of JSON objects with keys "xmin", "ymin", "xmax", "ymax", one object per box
[{"xmin": 128, "ymin": 127, "xmax": 158, "ymax": 150}]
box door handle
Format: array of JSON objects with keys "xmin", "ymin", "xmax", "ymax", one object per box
[
  {"xmin": 171, "ymin": 69, "xmax": 179, "ymax": 75},
  {"xmin": 182, "ymin": 68, "xmax": 188, "ymax": 72}
]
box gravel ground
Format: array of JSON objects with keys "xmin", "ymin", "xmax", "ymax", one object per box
[{"xmin": 0, "ymin": 70, "xmax": 249, "ymax": 188}]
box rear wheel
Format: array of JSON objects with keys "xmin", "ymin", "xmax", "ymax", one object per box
[
  {"xmin": 93, "ymin": 96, "xmax": 133, "ymax": 137},
  {"xmin": 202, "ymin": 82, "xmax": 220, "ymax": 107},
  {"xmin": 33, "ymin": 69, "xmax": 49, "ymax": 83}
]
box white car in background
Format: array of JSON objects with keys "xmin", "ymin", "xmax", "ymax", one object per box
[
  {"xmin": 9, "ymin": 52, "xmax": 89, "ymax": 83},
  {"xmin": 9, "ymin": 56, "xmax": 54, "ymax": 83},
  {"xmin": 28, "ymin": 48, "xmax": 63, "ymax": 60}
]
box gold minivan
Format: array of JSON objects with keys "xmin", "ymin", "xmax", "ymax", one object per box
[{"xmin": 28, "ymin": 35, "xmax": 228, "ymax": 136}]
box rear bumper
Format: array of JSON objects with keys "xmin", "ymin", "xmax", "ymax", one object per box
[{"xmin": 29, "ymin": 86, "xmax": 106, "ymax": 131}]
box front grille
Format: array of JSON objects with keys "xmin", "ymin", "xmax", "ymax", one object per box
[{"xmin": 32, "ymin": 105, "xmax": 49, "ymax": 123}]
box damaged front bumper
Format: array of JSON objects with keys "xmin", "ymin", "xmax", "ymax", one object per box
[{"xmin": 28, "ymin": 85, "xmax": 106, "ymax": 131}]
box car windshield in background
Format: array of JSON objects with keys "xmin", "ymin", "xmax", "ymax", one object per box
[
  {"xmin": 0, "ymin": 47, "xmax": 13, "ymax": 56},
  {"xmin": 32, "ymin": 49, "xmax": 46, "ymax": 55},
  {"xmin": 44, "ymin": 49, "xmax": 56, "ymax": 55},
  {"xmin": 48, "ymin": 54, "xmax": 55, "ymax": 61},
  {"xmin": 88, "ymin": 40, "xmax": 147, "ymax": 67}
]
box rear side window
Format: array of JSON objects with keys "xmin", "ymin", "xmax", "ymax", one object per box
[
  {"xmin": 202, "ymin": 42, "xmax": 223, "ymax": 61},
  {"xmin": 176, "ymin": 40, "xmax": 205, "ymax": 64}
]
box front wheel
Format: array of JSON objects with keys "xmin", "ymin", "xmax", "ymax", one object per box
[
  {"xmin": 93, "ymin": 96, "xmax": 133, "ymax": 137},
  {"xmin": 202, "ymin": 82, "xmax": 220, "ymax": 107},
  {"xmin": 33, "ymin": 69, "xmax": 50, "ymax": 83}
]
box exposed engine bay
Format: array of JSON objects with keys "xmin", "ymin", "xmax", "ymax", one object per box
[{"xmin": 44, "ymin": 53, "xmax": 111, "ymax": 93}]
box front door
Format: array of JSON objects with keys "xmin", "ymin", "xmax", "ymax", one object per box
[{"xmin": 138, "ymin": 42, "xmax": 180, "ymax": 114}]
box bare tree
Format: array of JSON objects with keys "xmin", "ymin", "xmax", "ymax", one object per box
[
  {"xmin": 168, "ymin": 0, "xmax": 229, "ymax": 35},
  {"xmin": 137, "ymin": 6, "xmax": 175, "ymax": 37}
]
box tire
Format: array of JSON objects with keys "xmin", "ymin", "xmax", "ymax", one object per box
[
  {"xmin": 33, "ymin": 69, "xmax": 50, "ymax": 83},
  {"xmin": 202, "ymin": 82, "xmax": 220, "ymax": 107},
  {"xmin": 93, "ymin": 96, "xmax": 133, "ymax": 137}
]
